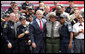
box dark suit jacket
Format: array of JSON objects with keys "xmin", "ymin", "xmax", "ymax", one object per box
[{"xmin": 29, "ymin": 19, "xmax": 46, "ymax": 46}]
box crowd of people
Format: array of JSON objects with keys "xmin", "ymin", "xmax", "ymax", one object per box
[{"xmin": 1, "ymin": 1, "xmax": 84, "ymax": 53}]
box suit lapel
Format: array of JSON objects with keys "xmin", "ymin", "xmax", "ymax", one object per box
[
  {"xmin": 42, "ymin": 20, "xmax": 45, "ymax": 32},
  {"xmin": 34, "ymin": 20, "xmax": 41, "ymax": 32}
]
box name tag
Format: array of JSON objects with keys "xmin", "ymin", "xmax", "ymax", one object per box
[{"xmin": 11, "ymin": 26, "xmax": 14, "ymax": 29}]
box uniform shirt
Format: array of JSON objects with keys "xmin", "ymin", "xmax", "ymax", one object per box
[
  {"xmin": 60, "ymin": 21, "xmax": 73, "ymax": 39},
  {"xmin": 73, "ymin": 22, "xmax": 84, "ymax": 39},
  {"xmin": 2, "ymin": 21, "xmax": 18, "ymax": 43},
  {"xmin": 17, "ymin": 21, "xmax": 30, "ymax": 41},
  {"xmin": 46, "ymin": 21, "xmax": 62, "ymax": 37}
]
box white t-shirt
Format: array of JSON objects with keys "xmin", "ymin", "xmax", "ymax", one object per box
[{"xmin": 73, "ymin": 22, "xmax": 84, "ymax": 39}]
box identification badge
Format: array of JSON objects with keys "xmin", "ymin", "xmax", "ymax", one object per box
[
  {"xmin": 4, "ymin": 24, "xmax": 7, "ymax": 28},
  {"xmin": 11, "ymin": 26, "xmax": 14, "ymax": 29},
  {"xmin": 68, "ymin": 25, "xmax": 72, "ymax": 29}
]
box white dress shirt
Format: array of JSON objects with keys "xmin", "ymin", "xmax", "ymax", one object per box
[
  {"xmin": 36, "ymin": 18, "xmax": 44, "ymax": 27},
  {"xmin": 73, "ymin": 22, "xmax": 84, "ymax": 39}
]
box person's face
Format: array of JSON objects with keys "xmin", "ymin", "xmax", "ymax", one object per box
[
  {"xmin": 45, "ymin": 7, "xmax": 50, "ymax": 13},
  {"xmin": 77, "ymin": 17, "xmax": 83, "ymax": 23},
  {"xmin": 74, "ymin": 10, "xmax": 80, "ymax": 18},
  {"xmin": 36, "ymin": 12, "xmax": 43, "ymax": 20},
  {"xmin": 50, "ymin": 17, "xmax": 56, "ymax": 22},
  {"xmin": 39, "ymin": 3, "xmax": 44, "ymax": 7},
  {"xmin": 10, "ymin": 3, "xmax": 14, "ymax": 8},
  {"xmin": 10, "ymin": 14, "xmax": 16, "ymax": 22},
  {"xmin": 20, "ymin": 19, "xmax": 26, "ymax": 25},
  {"xmin": 69, "ymin": 2, "xmax": 73, "ymax": 7},
  {"xmin": 26, "ymin": 1, "xmax": 29, "ymax": 4},
  {"xmin": 59, "ymin": 18, "xmax": 66, "ymax": 24},
  {"xmin": 56, "ymin": 8, "xmax": 63, "ymax": 14},
  {"xmin": 54, "ymin": 3, "xmax": 58, "ymax": 7},
  {"xmin": 13, "ymin": 8, "xmax": 18, "ymax": 13},
  {"xmin": 29, "ymin": 9, "xmax": 33, "ymax": 15},
  {"xmin": 62, "ymin": 7, "xmax": 65, "ymax": 12}
]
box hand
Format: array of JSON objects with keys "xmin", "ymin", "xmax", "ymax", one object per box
[
  {"xmin": 32, "ymin": 43, "xmax": 36, "ymax": 48},
  {"xmin": 28, "ymin": 40, "xmax": 31, "ymax": 45},
  {"xmin": 1, "ymin": 18, "xmax": 5, "ymax": 22},
  {"xmin": 79, "ymin": 29, "xmax": 84, "ymax": 33},
  {"xmin": 68, "ymin": 43, "xmax": 72, "ymax": 49},
  {"xmin": 16, "ymin": 18, "xmax": 19, "ymax": 22},
  {"xmin": 25, "ymin": 30, "xmax": 30, "ymax": 35},
  {"xmin": 8, "ymin": 43, "xmax": 12, "ymax": 48}
]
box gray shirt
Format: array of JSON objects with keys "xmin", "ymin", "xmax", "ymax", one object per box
[{"xmin": 46, "ymin": 21, "xmax": 62, "ymax": 37}]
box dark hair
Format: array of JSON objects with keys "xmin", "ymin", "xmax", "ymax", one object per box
[{"xmin": 39, "ymin": 1, "xmax": 44, "ymax": 3}]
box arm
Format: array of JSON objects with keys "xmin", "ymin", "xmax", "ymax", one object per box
[
  {"xmin": 29, "ymin": 24, "xmax": 35, "ymax": 43},
  {"xmin": 2, "ymin": 25, "xmax": 10, "ymax": 44},
  {"xmin": 29, "ymin": 23, "xmax": 36, "ymax": 48},
  {"xmin": 73, "ymin": 25, "xmax": 84, "ymax": 37},
  {"xmin": 73, "ymin": 30, "xmax": 84, "ymax": 37},
  {"xmin": 18, "ymin": 33, "xmax": 25, "ymax": 38},
  {"xmin": 2, "ymin": 25, "xmax": 12, "ymax": 48},
  {"xmin": 68, "ymin": 32, "xmax": 73, "ymax": 49},
  {"xmin": 67, "ymin": 22, "xmax": 73, "ymax": 49}
]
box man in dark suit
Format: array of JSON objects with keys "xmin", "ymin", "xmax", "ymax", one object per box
[{"xmin": 29, "ymin": 10, "xmax": 47, "ymax": 53}]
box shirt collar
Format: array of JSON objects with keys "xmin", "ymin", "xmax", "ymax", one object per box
[
  {"xmin": 63, "ymin": 21, "xmax": 67, "ymax": 25},
  {"xmin": 77, "ymin": 22, "xmax": 83, "ymax": 25}
]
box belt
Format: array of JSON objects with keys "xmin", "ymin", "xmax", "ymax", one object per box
[
  {"xmin": 46, "ymin": 37, "xmax": 60, "ymax": 39},
  {"xmin": 75, "ymin": 38, "xmax": 84, "ymax": 40}
]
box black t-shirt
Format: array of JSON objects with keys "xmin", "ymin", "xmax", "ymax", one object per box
[
  {"xmin": 65, "ymin": 6, "xmax": 74, "ymax": 15},
  {"xmin": 20, "ymin": 2, "xmax": 34, "ymax": 10},
  {"xmin": 17, "ymin": 24, "xmax": 30, "ymax": 41},
  {"xmin": 5, "ymin": 7, "xmax": 14, "ymax": 14}
]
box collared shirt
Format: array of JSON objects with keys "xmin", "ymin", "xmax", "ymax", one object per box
[
  {"xmin": 59, "ymin": 21, "xmax": 73, "ymax": 39},
  {"xmin": 73, "ymin": 22, "xmax": 84, "ymax": 39},
  {"xmin": 64, "ymin": 21, "xmax": 73, "ymax": 32},
  {"xmin": 62, "ymin": 12, "xmax": 70, "ymax": 21},
  {"xmin": 46, "ymin": 21, "xmax": 62, "ymax": 37},
  {"xmin": 36, "ymin": 18, "xmax": 44, "ymax": 27}
]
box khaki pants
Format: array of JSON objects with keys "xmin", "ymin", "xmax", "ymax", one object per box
[{"xmin": 46, "ymin": 38, "xmax": 60, "ymax": 53}]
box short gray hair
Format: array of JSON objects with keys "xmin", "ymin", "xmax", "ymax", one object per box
[{"xmin": 36, "ymin": 10, "xmax": 43, "ymax": 15}]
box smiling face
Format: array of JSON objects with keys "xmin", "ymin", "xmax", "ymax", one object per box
[
  {"xmin": 36, "ymin": 10, "xmax": 43, "ymax": 20},
  {"xmin": 9, "ymin": 13, "xmax": 16, "ymax": 22},
  {"xmin": 59, "ymin": 18, "xmax": 66, "ymax": 24},
  {"xmin": 77, "ymin": 15, "xmax": 83, "ymax": 23},
  {"xmin": 20, "ymin": 19, "xmax": 26, "ymax": 25},
  {"xmin": 50, "ymin": 17, "xmax": 56, "ymax": 22},
  {"xmin": 13, "ymin": 7, "xmax": 18, "ymax": 13},
  {"xmin": 56, "ymin": 6, "xmax": 63, "ymax": 14},
  {"xmin": 44, "ymin": 6, "xmax": 50, "ymax": 13}
]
